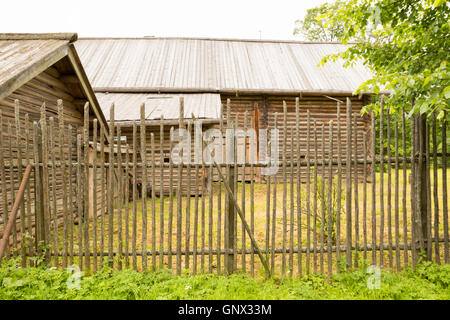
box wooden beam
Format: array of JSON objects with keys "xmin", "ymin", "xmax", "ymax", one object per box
[
  {"xmin": 66, "ymin": 44, "xmax": 109, "ymax": 138},
  {"xmin": 114, "ymin": 118, "xmax": 224, "ymax": 127},
  {"xmin": 60, "ymin": 75, "xmax": 80, "ymax": 84},
  {"xmin": 0, "ymin": 33, "xmax": 77, "ymax": 42},
  {"xmin": 323, "ymin": 95, "xmax": 344, "ymax": 104}
]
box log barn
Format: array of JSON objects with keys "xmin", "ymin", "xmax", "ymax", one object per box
[
  {"xmin": 0, "ymin": 33, "xmax": 109, "ymax": 239},
  {"xmin": 75, "ymin": 37, "xmax": 374, "ymax": 183}
]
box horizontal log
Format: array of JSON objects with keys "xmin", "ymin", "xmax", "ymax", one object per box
[
  {"xmin": 15, "ymin": 238, "xmax": 446, "ymax": 258},
  {"xmin": 0, "ymin": 33, "xmax": 77, "ymax": 42}
]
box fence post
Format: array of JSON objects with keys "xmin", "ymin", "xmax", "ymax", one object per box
[
  {"xmin": 225, "ymin": 165, "xmax": 235, "ymax": 274},
  {"xmin": 33, "ymin": 123, "xmax": 48, "ymax": 264},
  {"xmin": 225, "ymin": 102, "xmax": 236, "ymax": 275}
]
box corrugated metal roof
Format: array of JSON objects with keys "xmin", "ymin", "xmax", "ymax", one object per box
[
  {"xmin": 76, "ymin": 37, "xmax": 373, "ymax": 94},
  {"xmin": 97, "ymin": 93, "xmax": 221, "ymax": 121},
  {"xmin": 0, "ymin": 39, "xmax": 69, "ymax": 89}
]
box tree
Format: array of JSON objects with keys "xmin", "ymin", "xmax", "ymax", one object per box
[
  {"xmin": 293, "ymin": 1, "xmax": 346, "ymax": 41},
  {"xmin": 315, "ymin": 0, "xmax": 449, "ymax": 118}
]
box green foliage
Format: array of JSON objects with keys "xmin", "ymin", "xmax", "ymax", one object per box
[
  {"xmin": 1, "ymin": 260, "xmax": 449, "ymax": 300},
  {"xmin": 313, "ymin": 174, "xmax": 344, "ymax": 245},
  {"xmin": 367, "ymin": 94, "xmax": 448, "ymax": 167},
  {"xmin": 293, "ymin": 1, "xmax": 346, "ymax": 41},
  {"xmin": 416, "ymin": 261, "xmax": 450, "ymax": 289},
  {"xmin": 315, "ymin": 0, "xmax": 450, "ymax": 117}
]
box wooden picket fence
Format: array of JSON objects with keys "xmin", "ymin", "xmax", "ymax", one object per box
[{"xmin": 0, "ymin": 97, "xmax": 448, "ymax": 278}]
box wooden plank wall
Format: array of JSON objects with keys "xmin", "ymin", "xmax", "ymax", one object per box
[
  {"xmin": 118, "ymin": 124, "xmax": 216, "ymax": 195},
  {"xmin": 221, "ymin": 94, "xmax": 371, "ymax": 181}
]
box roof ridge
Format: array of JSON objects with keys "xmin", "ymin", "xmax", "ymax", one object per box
[
  {"xmin": 78, "ymin": 36, "xmax": 356, "ymax": 45},
  {"xmin": 0, "ymin": 33, "xmax": 77, "ymax": 42}
]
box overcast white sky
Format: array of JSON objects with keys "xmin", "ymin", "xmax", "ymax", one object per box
[{"xmin": 0, "ymin": 0, "xmax": 328, "ymax": 40}]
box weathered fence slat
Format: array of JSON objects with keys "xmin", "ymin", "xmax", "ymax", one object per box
[
  {"xmin": 99, "ymin": 124, "xmax": 105, "ymax": 268},
  {"xmin": 345, "ymin": 98, "xmax": 352, "ymax": 269},
  {"xmin": 176, "ymin": 99, "xmax": 183, "ymax": 275},
  {"xmin": 33, "ymin": 121, "xmax": 43, "ymax": 261},
  {"xmin": 49, "ymin": 117, "xmax": 58, "ymax": 267},
  {"xmin": 117, "ymin": 124, "xmax": 123, "ymax": 270},
  {"xmin": 140, "ymin": 103, "xmax": 147, "ymax": 270},
  {"xmin": 250, "ymin": 117, "xmax": 255, "ymax": 277},
  {"xmin": 68, "ymin": 124, "xmax": 74, "ymax": 266},
  {"xmin": 371, "ymin": 111, "xmax": 377, "ymax": 265},
  {"xmin": 8, "ymin": 122, "xmax": 15, "ymax": 252},
  {"xmin": 201, "ymin": 162, "xmax": 206, "ymax": 273},
  {"xmin": 432, "ymin": 113, "xmax": 439, "ymax": 264},
  {"xmin": 58, "ymin": 101, "xmax": 68, "ymax": 269},
  {"xmin": 336, "ymin": 104, "xmax": 342, "ymax": 272},
  {"xmin": 0, "ymin": 111, "xmax": 7, "ymax": 243},
  {"xmin": 92, "ymin": 119, "xmax": 98, "ymax": 272},
  {"xmin": 125, "ymin": 133, "xmax": 130, "ymax": 269},
  {"xmin": 295, "ymin": 98, "xmax": 302, "ymax": 277},
  {"xmin": 271, "ymin": 113, "xmax": 278, "ymax": 273},
  {"xmin": 353, "ymin": 114, "xmax": 359, "ymax": 268},
  {"xmin": 168, "ymin": 126, "xmax": 174, "ymax": 270},
  {"xmin": 411, "ymin": 115, "xmax": 417, "ymax": 267},
  {"xmin": 425, "ymin": 121, "xmax": 432, "ymax": 261},
  {"xmin": 83, "ymin": 104, "xmax": 90, "ymax": 271},
  {"xmin": 132, "ymin": 122, "xmax": 137, "ymax": 270},
  {"xmin": 109, "ymin": 104, "xmax": 115, "ymax": 268},
  {"xmin": 25, "ymin": 115, "xmax": 33, "ymax": 265},
  {"xmin": 150, "ymin": 132, "xmax": 156, "ymax": 269},
  {"xmin": 313, "ymin": 120, "xmax": 318, "ymax": 273},
  {"xmin": 282, "ymin": 103, "xmax": 287, "ymax": 277},
  {"xmin": 14, "ymin": 102, "xmax": 26, "ymax": 266},
  {"xmin": 363, "ymin": 130, "xmax": 368, "ymax": 262},
  {"xmin": 387, "ymin": 107, "xmax": 393, "ymax": 267},
  {"xmin": 159, "ymin": 117, "xmax": 165, "ymax": 269},
  {"xmin": 151, "ymin": 132, "xmax": 156, "ymax": 269},
  {"xmin": 443, "ymin": 114, "xmax": 448, "ymax": 263},
  {"xmin": 320, "ymin": 123, "xmax": 325, "ymax": 274},
  {"xmin": 379, "ymin": 100, "xmax": 385, "ymax": 267},
  {"xmin": 193, "ymin": 161, "xmax": 199, "ymax": 274},
  {"xmin": 402, "ymin": 107, "xmax": 408, "ymax": 267},
  {"xmin": 217, "ymin": 110, "xmax": 224, "ymax": 275},
  {"xmin": 76, "ymin": 132, "xmax": 83, "ymax": 269},
  {"xmin": 394, "ymin": 121, "xmax": 400, "ymax": 270},
  {"xmin": 209, "ymin": 153, "xmax": 213, "ymax": 273},
  {"xmin": 327, "ymin": 120, "xmax": 334, "ymax": 275},
  {"xmin": 233, "ymin": 116, "xmax": 238, "ymax": 272},
  {"xmin": 289, "ymin": 126, "xmax": 295, "ymax": 276}
]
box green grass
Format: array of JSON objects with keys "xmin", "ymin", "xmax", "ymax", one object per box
[{"xmin": 1, "ymin": 257, "xmax": 449, "ymax": 300}]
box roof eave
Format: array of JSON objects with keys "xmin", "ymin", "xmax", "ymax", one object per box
[
  {"xmin": 67, "ymin": 44, "xmax": 109, "ymax": 132},
  {"xmin": 93, "ymin": 87, "xmax": 384, "ymax": 97}
]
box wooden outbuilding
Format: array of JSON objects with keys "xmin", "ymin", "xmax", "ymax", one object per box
[{"xmin": 0, "ymin": 33, "xmax": 109, "ymax": 236}]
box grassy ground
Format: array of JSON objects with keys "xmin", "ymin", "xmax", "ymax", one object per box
[{"xmin": 0, "ymin": 257, "xmax": 449, "ymax": 300}]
